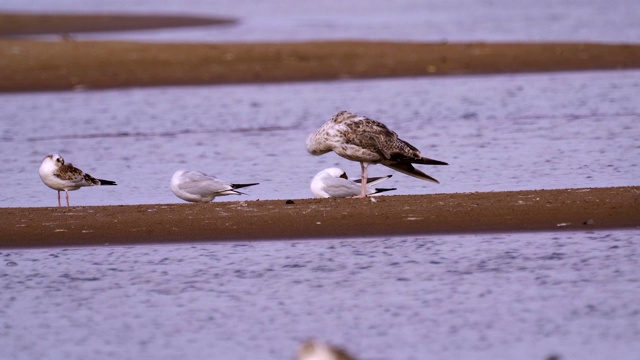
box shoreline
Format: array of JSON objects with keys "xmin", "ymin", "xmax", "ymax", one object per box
[
  {"xmin": 0, "ymin": 12, "xmax": 236, "ymax": 36},
  {"xmin": 2, "ymin": 186, "xmax": 638, "ymax": 248}
]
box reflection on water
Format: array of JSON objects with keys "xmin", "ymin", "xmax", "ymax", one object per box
[
  {"xmin": 1, "ymin": 71, "xmax": 639, "ymax": 207},
  {"xmin": 1, "ymin": 230, "xmax": 639, "ymax": 359}
]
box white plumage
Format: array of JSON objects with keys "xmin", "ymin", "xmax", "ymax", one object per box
[
  {"xmin": 170, "ymin": 169, "xmax": 258, "ymax": 203},
  {"xmin": 310, "ymin": 167, "xmax": 395, "ymax": 198}
]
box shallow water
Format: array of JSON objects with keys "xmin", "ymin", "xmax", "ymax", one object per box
[
  {"xmin": 1, "ymin": 71, "xmax": 639, "ymax": 207},
  {"xmin": 1, "ymin": 0, "xmax": 639, "ymax": 43},
  {"xmin": 1, "ymin": 230, "xmax": 639, "ymax": 360},
  {"xmin": 1, "ymin": 4, "xmax": 639, "ymax": 358}
]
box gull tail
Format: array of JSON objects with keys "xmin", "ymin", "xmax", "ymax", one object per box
[
  {"xmin": 218, "ymin": 183, "xmax": 259, "ymax": 196},
  {"xmin": 97, "ymin": 178, "xmax": 117, "ymax": 186},
  {"xmin": 231, "ymin": 183, "xmax": 259, "ymax": 190},
  {"xmin": 382, "ymin": 161, "xmax": 440, "ymax": 183},
  {"xmin": 369, "ymin": 187, "xmax": 397, "ymax": 196},
  {"xmin": 353, "ymin": 174, "xmax": 392, "ymax": 186},
  {"xmin": 412, "ymin": 157, "xmax": 448, "ymax": 166}
]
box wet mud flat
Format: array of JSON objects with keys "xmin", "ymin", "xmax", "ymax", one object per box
[
  {"xmin": 1, "ymin": 40, "xmax": 639, "ymax": 92},
  {"xmin": 2, "ymin": 12, "xmax": 639, "ymax": 92},
  {"xmin": 2, "ymin": 186, "xmax": 638, "ymax": 248}
]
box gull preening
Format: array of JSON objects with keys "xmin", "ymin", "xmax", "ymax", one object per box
[
  {"xmin": 297, "ymin": 340, "xmax": 356, "ymax": 360},
  {"xmin": 38, "ymin": 154, "xmax": 117, "ymax": 207},
  {"xmin": 170, "ymin": 169, "xmax": 259, "ymax": 203},
  {"xmin": 306, "ymin": 110, "xmax": 448, "ymax": 198},
  {"xmin": 310, "ymin": 167, "xmax": 396, "ymax": 198}
]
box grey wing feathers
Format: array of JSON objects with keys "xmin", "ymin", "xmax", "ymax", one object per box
[
  {"xmin": 179, "ymin": 172, "xmax": 233, "ymax": 196},
  {"xmin": 323, "ymin": 177, "xmax": 362, "ymax": 197}
]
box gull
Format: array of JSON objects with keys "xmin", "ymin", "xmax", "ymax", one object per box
[
  {"xmin": 297, "ymin": 340, "xmax": 356, "ymax": 360},
  {"xmin": 306, "ymin": 110, "xmax": 448, "ymax": 198},
  {"xmin": 310, "ymin": 167, "xmax": 396, "ymax": 198},
  {"xmin": 38, "ymin": 154, "xmax": 117, "ymax": 207},
  {"xmin": 170, "ymin": 169, "xmax": 258, "ymax": 203}
]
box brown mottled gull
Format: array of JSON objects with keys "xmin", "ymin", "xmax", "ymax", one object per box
[
  {"xmin": 39, "ymin": 153, "xmax": 117, "ymax": 207},
  {"xmin": 306, "ymin": 110, "xmax": 447, "ymax": 198}
]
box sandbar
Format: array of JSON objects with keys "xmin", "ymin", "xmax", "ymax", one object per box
[{"xmin": 1, "ymin": 186, "xmax": 638, "ymax": 248}]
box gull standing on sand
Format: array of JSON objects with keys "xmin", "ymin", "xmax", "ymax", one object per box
[
  {"xmin": 297, "ymin": 340, "xmax": 357, "ymax": 360},
  {"xmin": 310, "ymin": 167, "xmax": 396, "ymax": 198},
  {"xmin": 306, "ymin": 110, "xmax": 448, "ymax": 198},
  {"xmin": 170, "ymin": 169, "xmax": 259, "ymax": 203},
  {"xmin": 39, "ymin": 154, "xmax": 117, "ymax": 207}
]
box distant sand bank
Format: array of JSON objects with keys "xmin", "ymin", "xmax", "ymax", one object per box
[{"xmin": 1, "ymin": 13, "xmax": 639, "ymax": 92}]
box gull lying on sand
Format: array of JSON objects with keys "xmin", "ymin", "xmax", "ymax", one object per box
[
  {"xmin": 170, "ymin": 169, "xmax": 258, "ymax": 203},
  {"xmin": 39, "ymin": 153, "xmax": 117, "ymax": 207},
  {"xmin": 297, "ymin": 340, "xmax": 356, "ymax": 360},
  {"xmin": 310, "ymin": 167, "xmax": 396, "ymax": 198},
  {"xmin": 306, "ymin": 110, "xmax": 448, "ymax": 198}
]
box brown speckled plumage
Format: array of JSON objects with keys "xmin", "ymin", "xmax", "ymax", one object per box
[
  {"xmin": 306, "ymin": 111, "xmax": 448, "ymax": 197},
  {"xmin": 39, "ymin": 154, "xmax": 116, "ymax": 206},
  {"xmin": 56, "ymin": 162, "xmax": 102, "ymax": 185}
]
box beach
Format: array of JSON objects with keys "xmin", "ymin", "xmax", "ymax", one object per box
[
  {"xmin": 2, "ymin": 186, "xmax": 638, "ymax": 248},
  {"xmin": 1, "ymin": 13, "xmax": 640, "ymax": 92},
  {"xmin": 1, "ymin": 13, "xmax": 639, "ymax": 247},
  {"xmin": 2, "ymin": 9, "xmax": 640, "ymax": 360}
]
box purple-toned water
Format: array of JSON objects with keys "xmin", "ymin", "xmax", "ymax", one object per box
[
  {"xmin": 1, "ymin": 1, "xmax": 639, "ymax": 359},
  {"xmin": 1, "ymin": 230, "xmax": 639, "ymax": 360},
  {"xmin": 1, "ymin": 0, "xmax": 639, "ymax": 43},
  {"xmin": 1, "ymin": 71, "xmax": 638, "ymax": 207}
]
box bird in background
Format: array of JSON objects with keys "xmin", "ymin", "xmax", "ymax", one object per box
[
  {"xmin": 170, "ymin": 169, "xmax": 258, "ymax": 203},
  {"xmin": 306, "ymin": 110, "xmax": 448, "ymax": 198},
  {"xmin": 39, "ymin": 153, "xmax": 117, "ymax": 207},
  {"xmin": 297, "ymin": 340, "xmax": 357, "ymax": 360},
  {"xmin": 310, "ymin": 167, "xmax": 396, "ymax": 198}
]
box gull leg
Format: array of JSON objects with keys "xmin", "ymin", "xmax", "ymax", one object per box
[
  {"xmin": 65, "ymin": 190, "xmax": 70, "ymax": 207},
  {"xmin": 57, "ymin": 191, "xmax": 61, "ymax": 207},
  {"xmin": 356, "ymin": 162, "xmax": 369, "ymax": 198}
]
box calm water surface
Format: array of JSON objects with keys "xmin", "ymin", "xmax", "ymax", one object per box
[
  {"xmin": 1, "ymin": 230, "xmax": 639, "ymax": 360},
  {"xmin": 1, "ymin": 71, "xmax": 639, "ymax": 207},
  {"xmin": 1, "ymin": 0, "xmax": 639, "ymax": 43},
  {"xmin": 1, "ymin": 2, "xmax": 639, "ymax": 359}
]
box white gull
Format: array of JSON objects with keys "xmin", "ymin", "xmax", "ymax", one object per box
[
  {"xmin": 170, "ymin": 169, "xmax": 258, "ymax": 203},
  {"xmin": 310, "ymin": 167, "xmax": 395, "ymax": 198}
]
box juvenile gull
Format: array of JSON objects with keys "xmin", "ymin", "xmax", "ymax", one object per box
[
  {"xmin": 306, "ymin": 110, "xmax": 448, "ymax": 197},
  {"xmin": 170, "ymin": 169, "xmax": 258, "ymax": 203},
  {"xmin": 38, "ymin": 154, "xmax": 117, "ymax": 207},
  {"xmin": 310, "ymin": 167, "xmax": 396, "ymax": 198}
]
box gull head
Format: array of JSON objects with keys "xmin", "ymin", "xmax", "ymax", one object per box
[
  {"xmin": 306, "ymin": 132, "xmax": 332, "ymax": 156},
  {"xmin": 324, "ymin": 167, "xmax": 348, "ymax": 179},
  {"xmin": 40, "ymin": 153, "xmax": 64, "ymax": 171}
]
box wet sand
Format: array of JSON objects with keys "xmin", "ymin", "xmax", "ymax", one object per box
[
  {"xmin": 0, "ymin": 12, "xmax": 236, "ymax": 36},
  {"xmin": 2, "ymin": 187, "xmax": 638, "ymax": 248},
  {"xmin": 2, "ymin": 40, "xmax": 639, "ymax": 92},
  {"xmin": 1, "ymin": 13, "xmax": 640, "ymax": 92},
  {"xmin": 1, "ymin": 14, "xmax": 638, "ymax": 247}
]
